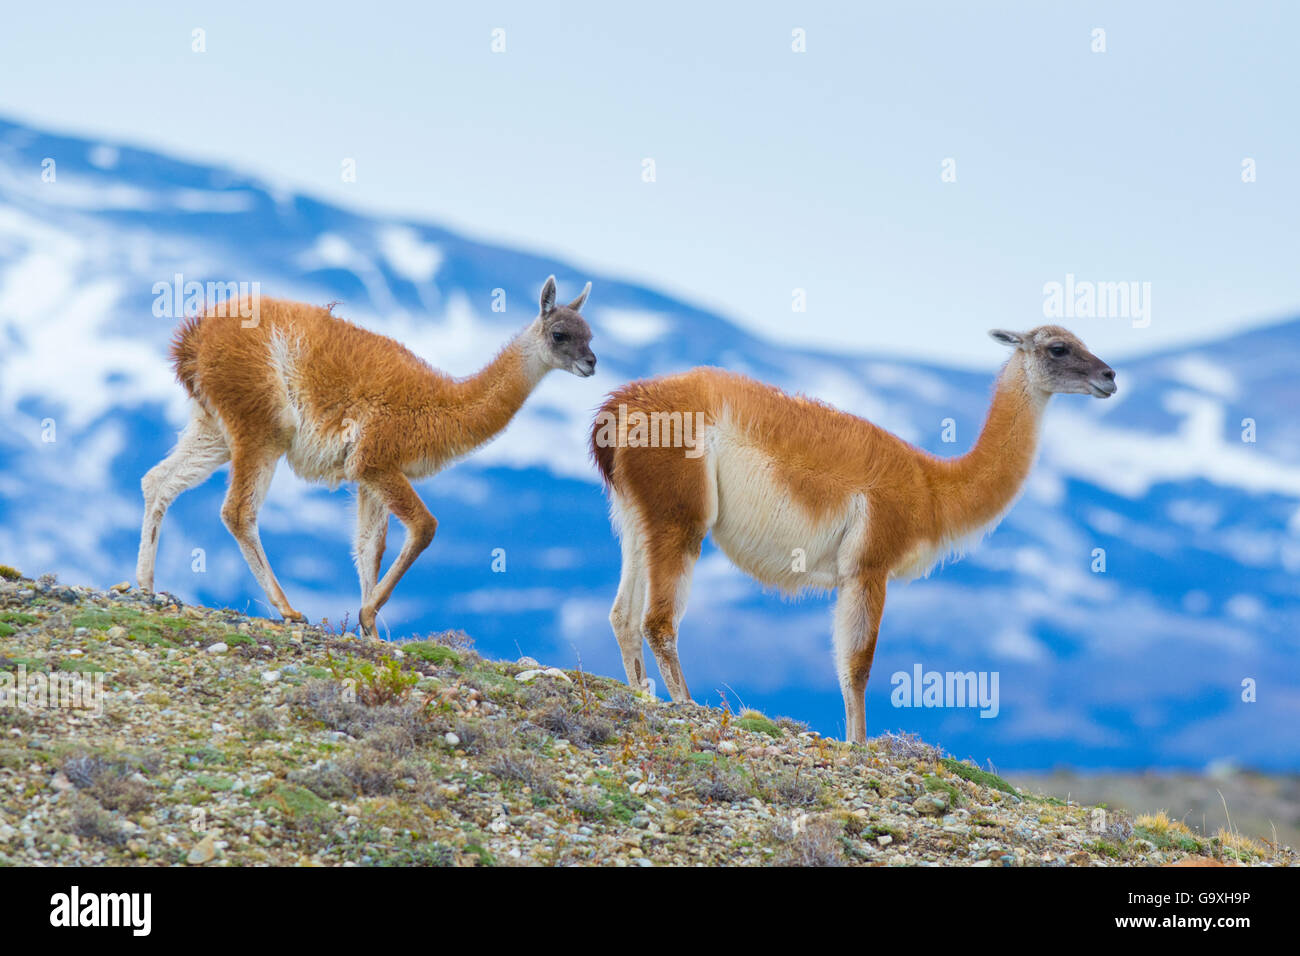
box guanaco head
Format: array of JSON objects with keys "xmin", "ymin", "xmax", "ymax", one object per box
[
  {"xmin": 989, "ymin": 326, "xmax": 1117, "ymax": 398},
  {"xmin": 536, "ymin": 275, "xmax": 596, "ymax": 377}
]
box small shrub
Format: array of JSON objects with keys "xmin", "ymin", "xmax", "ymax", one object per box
[
  {"xmin": 361, "ymin": 723, "xmax": 418, "ymax": 758},
  {"xmin": 1135, "ymin": 809, "xmax": 1187, "ymax": 835},
  {"xmin": 427, "ymin": 629, "xmax": 475, "ymax": 652},
  {"xmin": 1216, "ymin": 828, "xmax": 1263, "ymax": 860},
  {"xmin": 571, "ymin": 796, "xmax": 611, "ymax": 821},
  {"xmin": 756, "ymin": 768, "xmax": 820, "ymax": 806},
  {"xmin": 290, "ymin": 678, "xmax": 437, "ymax": 747},
  {"xmin": 768, "ymin": 817, "xmax": 846, "ymax": 867},
  {"xmin": 534, "ymin": 703, "xmax": 615, "ymax": 749},
  {"xmin": 487, "ymin": 751, "xmax": 557, "ymax": 797},
  {"xmin": 242, "ymin": 706, "xmax": 280, "ymax": 736},
  {"xmin": 70, "ymin": 797, "xmax": 126, "ymax": 846},
  {"xmin": 689, "ymin": 761, "xmax": 750, "ymax": 803},
  {"xmin": 871, "ymin": 730, "xmax": 944, "ymax": 762},
  {"xmin": 450, "ymin": 718, "xmax": 510, "ymax": 755},
  {"xmin": 774, "ymin": 715, "xmax": 810, "ymax": 735},
  {"xmin": 1133, "ymin": 811, "xmax": 1205, "ymax": 853},
  {"xmin": 62, "ymin": 753, "xmax": 154, "ymax": 813},
  {"xmin": 339, "ymin": 749, "xmax": 401, "ymax": 796},
  {"xmin": 287, "ymin": 761, "xmax": 354, "ymax": 800},
  {"xmin": 0, "ymin": 565, "xmax": 23, "ymax": 581},
  {"xmin": 598, "ymin": 689, "xmax": 641, "ymax": 721},
  {"xmin": 327, "ymin": 653, "xmax": 418, "ymax": 707}
]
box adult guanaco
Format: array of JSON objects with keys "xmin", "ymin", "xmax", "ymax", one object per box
[{"xmin": 591, "ymin": 326, "xmax": 1116, "ymax": 743}]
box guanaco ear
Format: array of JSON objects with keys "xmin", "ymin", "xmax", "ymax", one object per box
[
  {"xmin": 989, "ymin": 329, "xmax": 1025, "ymax": 347},
  {"xmin": 539, "ymin": 275, "xmax": 558, "ymax": 316},
  {"xmin": 568, "ymin": 281, "xmax": 592, "ymax": 312}
]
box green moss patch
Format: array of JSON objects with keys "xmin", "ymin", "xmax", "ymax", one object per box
[
  {"xmin": 940, "ymin": 758, "xmax": 1019, "ymax": 797},
  {"xmin": 400, "ymin": 641, "xmax": 461, "ymax": 666},
  {"xmin": 734, "ymin": 712, "xmax": 783, "ymax": 738}
]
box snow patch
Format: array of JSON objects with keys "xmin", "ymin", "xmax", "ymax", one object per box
[
  {"xmin": 378, "ymin": 226, "xmax": 442, "ymax": 283},
  {"xmin": 1164, "ymin": 353, "xmax": 1239, "ymax": 400},
  {"xmin": 87, "ymin": 145, "xmax": 119, "ymax": 169},
  {"xmin": 600, "ymin": 308, "xmax": 670, "ymax": 346},
  {"xmin": 1045, "ymin": 393, "xmax": 1300, "ymax": 499}
]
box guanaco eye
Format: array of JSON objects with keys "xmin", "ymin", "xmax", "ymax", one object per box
[
  {"xmin": 551, "ymin": 331, "xmax": 568, "ymax": 344},
  {"xmin": 1049, "ymin": 344, "xmax": 1068, "ymax": 357}
]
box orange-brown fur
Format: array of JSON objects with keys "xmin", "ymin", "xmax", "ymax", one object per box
[
  {"xmin": 591, "ymin": 327, "xmax": 1115, "ymax": 743},
  {"xmin": 138, "ymin": 278, "xmax": 595, "ymax": 635},
  {"xmin": 171, "ymin": 300, "xmax": 541, "ymax": 478}
]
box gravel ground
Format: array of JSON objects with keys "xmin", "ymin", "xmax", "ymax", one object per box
[{"xmin": 0, "ymin": 568, "xmax": 1293, "ymax": 867}]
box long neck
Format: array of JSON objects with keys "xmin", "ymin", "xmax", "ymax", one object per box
[
  {"xmin": 931, "ymin": 352, "xmax": 1048, "ymax": 539},
  {"xmin": 436, "ymin": 324, "xmax": 550, "ymax": 457}
]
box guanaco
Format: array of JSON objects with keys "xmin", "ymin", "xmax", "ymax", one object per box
[
  {"xmin": 138, "ymin": 276, "xmax": 596, "ymax": 636},
  {"xmin": 591, "ymin": 326, "xmax": 1115, "ymax": 743}
]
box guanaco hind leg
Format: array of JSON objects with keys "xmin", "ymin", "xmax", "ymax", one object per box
[
  {"xmin": 609, "ymin": 498, "xmax": 651, "ymax": 691},
  {"xmin": 638, "ymin": 521, "xmax": 705, "ymax": 703},
  {"xmin": 137, "ymin": 411, "xmax": 230, "ymax": 591},
  {"xmin": 357, "ymin": 471, "xmax": 437, "ymax": 638},
  {"xmin": 353, "ymin": 484, "xmax": 389, "ymax": 605}
]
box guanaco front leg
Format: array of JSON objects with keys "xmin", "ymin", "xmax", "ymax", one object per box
[
  {"xmin": 357, "ymin": 471, "xmax": 436, "ymax": 638},
  {"xmin": 221, "ymin": 446, "xmax": 304, "ymax": 622},
  {"xmin": 834, "ymin": 575, "xmax": 886, "ymax": 745}
]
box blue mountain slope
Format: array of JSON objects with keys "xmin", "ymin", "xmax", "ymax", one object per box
[{"xmin": 1, "ymin": 116, "xmax": 1297, "ymax": 771}]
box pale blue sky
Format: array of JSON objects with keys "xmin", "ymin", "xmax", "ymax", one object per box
[{"xmin": 2, "ymin": 1, "xmax": 1297, "ymax": 366}]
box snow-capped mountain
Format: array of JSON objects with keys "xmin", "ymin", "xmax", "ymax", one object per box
[{"xmin": 1, "ymin": 116, "xmax": 1296, "ymax": 771}]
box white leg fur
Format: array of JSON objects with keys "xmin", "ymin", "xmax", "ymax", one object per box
[
  {"xmin": 833, "ymin": 578, "xmax": 871, "ymax": 743},
  {"xmin": 137, "ymin": 411, "xmax": 231, "ymax": 591},
  {"xmin": 353, "ymin": 485, "xmax": 388, "ymax": 604},
  {"xmin": 609, "ymin": 502, "xmax": 651, "ymax": 692}
]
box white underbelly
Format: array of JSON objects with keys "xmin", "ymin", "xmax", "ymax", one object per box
[
  {"xmin": 707, "ymin": 436, "xmax": 862, "ymax": 594},
  {"xmin": 280, "ymin": 404, "xmax": 352, "ymax": 487},
  {"xmin": 285, "ymin": 430, "xmax": 350, "ymax": 486}
]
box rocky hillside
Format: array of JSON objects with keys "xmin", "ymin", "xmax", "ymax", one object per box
[{"xmin": 0, "ymin": 567, "xmax": 1292, "ymax": 867}]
